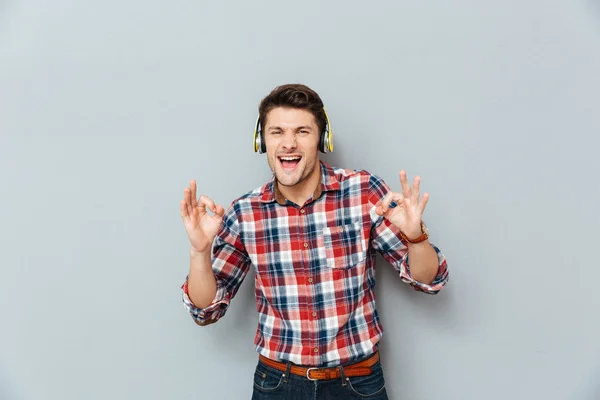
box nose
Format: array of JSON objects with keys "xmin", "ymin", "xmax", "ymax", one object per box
[{"xmin": 281, "ymin": 132, "xmax": 297, "ymax": 150}]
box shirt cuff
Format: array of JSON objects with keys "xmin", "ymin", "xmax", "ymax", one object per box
[
  {"xmin": 399, "ymin": 244, "xmax": 449, "ymax": 294},
  {"xmin": 181, "ymin": 277, "xmax": 230, "ymax": 325}
]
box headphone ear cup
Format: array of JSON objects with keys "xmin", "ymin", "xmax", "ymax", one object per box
[
  {"xmin": 254, "ymin": 116, "xmax": 267, "ymax": 154},
  {"xmin": 254, "ymin": 132, "xmax": 263, "ymax": 154},
  {"xmin": 319, "ymin": 131, "xmax": 326, "ymax": 153},
  {"xmin": 253, "ymin": 116, "xmax": 261, "ymax": 153},
  {"xmin": 321, "ymin": 109, "xmax": 333, "ymax": 153},
  {"xmin": 320, "ymin": 126, "xmax": 333, "ymax": 153},
  {"xmin": 260, "ymin": 132, "xmax": 266, "ymax": 154}
]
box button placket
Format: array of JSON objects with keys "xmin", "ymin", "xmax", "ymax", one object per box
[{"xmin": 299, "ymin": 203, "xmax": 320, "ymax": 364}]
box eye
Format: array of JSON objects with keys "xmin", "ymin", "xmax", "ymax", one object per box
[
  {"xmin": 271, "ymin": 131, "xmax": 282, "ymax": 135},
  {"xmin": 299, "ymin": 130, "xmax": 309, "ymax": 135}
]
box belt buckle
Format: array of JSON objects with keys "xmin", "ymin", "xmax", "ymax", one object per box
[{"xmin": 305, "ymin": 367, "xmax": 319, "ymax": 381}]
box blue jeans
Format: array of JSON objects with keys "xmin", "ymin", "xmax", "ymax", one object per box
[{"xmin": 251, "ymin": 356, "xmax": 389, "ymax": 400}]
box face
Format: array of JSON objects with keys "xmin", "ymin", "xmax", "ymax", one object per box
[{"xmin": 263, "ymin": 107, "xmax": 321, "ymax": 188}]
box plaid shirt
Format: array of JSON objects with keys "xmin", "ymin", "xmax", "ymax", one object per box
[{"xmin": 182, "ymin": 161, "xmax": 449, "ymax": 367}]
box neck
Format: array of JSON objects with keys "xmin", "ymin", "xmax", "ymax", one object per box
[{"xmin": 277, "ymin": 162, "xmax": 322, "ymax": 205}]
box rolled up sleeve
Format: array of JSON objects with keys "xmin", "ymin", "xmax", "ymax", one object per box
[
  {"xmin": 368, "ymin": 174, "xmax": 449, "ymax": 294},
  {"xmin": 181, "ymin": 277, "xmax": 232, "ymax": 326},
  {"xmin": 181, "ymin": 203, "xmax": 251, "ymax": 325}
]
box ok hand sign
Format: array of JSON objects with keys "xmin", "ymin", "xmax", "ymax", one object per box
[
  {"xmin": 375, "ymin": 171, "xmax": 429, "ymax": 240},
  {"xmin": 180, "ymin": 180, "xmax": 225, "ymax": 253}
]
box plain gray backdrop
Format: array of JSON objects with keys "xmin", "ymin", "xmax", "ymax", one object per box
[{"xmin": 1, "ymin": 1, "xmax": 600, "ymax": 399}]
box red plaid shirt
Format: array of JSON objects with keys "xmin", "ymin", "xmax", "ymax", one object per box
[{"xmin": 182, "ymin": 161, "xmax": 449, "ymax": 367}]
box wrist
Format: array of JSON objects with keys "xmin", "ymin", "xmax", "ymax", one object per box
[
  {"xmin": 403, "ymin": 229, "xmax": 422, "ymax": 240},
  {"xmin": 406, "ymin": 239, "xmax": 430, "ymax": 250},
  {"xmin": 399, "ymin": 220, "xmax": 429, "ymax": 244},
  {"xmin": 190, "ymin": 247, "xmax": 210, "ymax": 257}
]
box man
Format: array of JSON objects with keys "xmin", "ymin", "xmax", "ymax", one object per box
[{"xmin": 180, "ymin": 84, "xmax": 449, "ymax": 399}]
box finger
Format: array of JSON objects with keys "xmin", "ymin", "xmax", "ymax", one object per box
[
  {"xmin": 418, "ymin": 192, "xmax": 429, "ymax": 214},
  {"xmin": 374, "ymin": 199, "xmax": 384, "ymax": 215},
  {"xmin": 180, "ymin": 200, "xmax": 189, "ymax": 220},
  {"xmin": 375, "ymin": 200, "xmax": 386, "ymax": 215},
  {"xmin": 214, "ymin": 204, "xmax": 225, "ymax": 218},
  {"xmin": 380, "ymin": 192, "xmax": 393, "ymax": 213},
  {"xmin": 191, "ymin": 180, "xmax": 200, "ymax": 209},
  {"xmin": 198, "ymin": 195, "xmax": 217, "ymax": 213},
  {"xmin": 382, "ymin": 192, "xmax": 404, "ymax": 213},
  {"xmin": 391, "ymin": 192, "xmax": 405, "ymax": 211},
  {"xmin": 399, "ymin": 171, "xmax": 412, "ymax": 199},
  {"xmin": 184, "ymin": 188, "xmax": 194, "ymax": 216},
  {"xmin": 412, "ymin": 176, "xmax": 421, "ymax": 204}
]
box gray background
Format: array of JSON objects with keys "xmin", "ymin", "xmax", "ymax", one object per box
[{"xmin": 1, "ymin": 1, "xmax": 599, "ymax": 399}]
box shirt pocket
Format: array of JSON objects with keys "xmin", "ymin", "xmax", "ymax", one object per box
[{"xmin": 320, "ymin": 221, "xmax": 366, "ymax": 269}]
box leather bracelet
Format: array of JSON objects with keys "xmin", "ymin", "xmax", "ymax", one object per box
[{"xmin": 399, "ymin": 221, "xmax": 429, "ymax": 244}]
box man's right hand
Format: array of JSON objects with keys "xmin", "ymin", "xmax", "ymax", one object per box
[{"xmin": 180, "ymin": 180, "xmax": 225, "ymax": 253}]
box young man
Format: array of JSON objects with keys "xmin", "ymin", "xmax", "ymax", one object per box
[{"xmin": 180, "ymin": 84, "xmax": 449, "ymax": 399}]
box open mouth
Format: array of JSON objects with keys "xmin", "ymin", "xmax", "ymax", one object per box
[{"xmin": 278, "ymin": 155, "xmax": 302, "ymax": 171}]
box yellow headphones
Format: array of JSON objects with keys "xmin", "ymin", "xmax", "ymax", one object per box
[{"xmin": 253, "ymin": 109, "xmax": 334, "ymax": 154}]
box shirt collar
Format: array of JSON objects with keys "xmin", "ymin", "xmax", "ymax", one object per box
[{"xmin": 259, "ymin": 161, "xmax": 341, "ymax": 205}]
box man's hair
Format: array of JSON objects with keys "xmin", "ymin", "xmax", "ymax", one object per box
[{"xmin": 258, "ymin": 84, "xmax": 326, "ymax": 134}]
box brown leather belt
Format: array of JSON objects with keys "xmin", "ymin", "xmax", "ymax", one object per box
[{"xmin": 258, "ymin": 351, "xmax": 379, "ymax": 381}]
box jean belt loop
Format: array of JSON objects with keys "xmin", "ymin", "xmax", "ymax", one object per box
[
  {"xmin": 339, "ymin": 365, "xmax": 347, "ymax": 386},
  {"xmin": 283, "ymin": 361, "xmax": 291, "ymax": 383}
]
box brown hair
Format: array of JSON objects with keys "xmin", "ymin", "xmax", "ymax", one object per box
[{"xmin": 258, "ymin": 84, "xmax": 326, "ymax": 134}]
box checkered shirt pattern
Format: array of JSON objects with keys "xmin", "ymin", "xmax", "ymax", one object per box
[{"xmin": 182, "ymin": 161, "xmax": 449, "ymax": 367}]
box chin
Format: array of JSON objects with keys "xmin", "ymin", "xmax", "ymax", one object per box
[{"xmin": 275, "ymin": 169, "xmax": 304, "ymax": 187}]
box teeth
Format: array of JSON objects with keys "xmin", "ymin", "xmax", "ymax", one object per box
[{"xmin": 280, "ymin": 156, "xmax": 301, "ymax": 161}]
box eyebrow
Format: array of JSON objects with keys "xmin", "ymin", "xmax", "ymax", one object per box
[{"xmin": 267, "ymin": 126, "xmax": 314, "ymax": 131}]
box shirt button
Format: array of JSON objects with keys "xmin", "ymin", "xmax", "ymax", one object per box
[
  {"xmin": 312, "ymin": 312, "xmax": 317, "ymax": 317},
  {"xmin": 304, "ymin": 242, "xmax": 309, "ymax": 248},
  {"xmin": 300, "ymin": 209, "xmax": 305, "ymax": 214},
  {"xmin": 307, "ymin": 277, "xmax": 313, "ymax": 283},
  {"xmin": 314, "ymin": 348, "xmax": 319, "ymax": 353},
  {"xmin": 338, "ymin": 226, "xmax": 344, "ymax": 232}
]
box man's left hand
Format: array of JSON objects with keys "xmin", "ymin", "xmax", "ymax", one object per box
[{"xmin": 375, "ymin": 170, "xmax": 428, "ymax": 240}]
